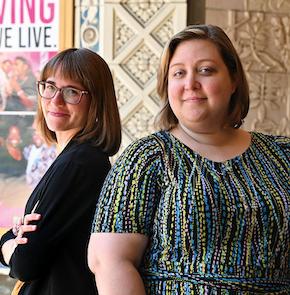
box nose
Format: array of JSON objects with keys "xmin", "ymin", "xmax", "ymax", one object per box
[
  {"xmin": 184, "ymin": 73, "xmax": 201, "ymax": 90},
  {"xmin": 51, "ymin": 89, "xmax": 65, "ymax": 105}
]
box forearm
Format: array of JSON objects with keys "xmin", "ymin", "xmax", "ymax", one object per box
[
  {"xmin": 17, "ymin": 90, "xmax": 34, "ymax": 108},
  {"xmin": 95, "ymin": 262, "xmax": 146, "ymax": 295},
  {"xmin": 1, "ymin": 239, "xmax": 16, "ymax": 265}
]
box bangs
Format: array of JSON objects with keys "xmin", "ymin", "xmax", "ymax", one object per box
[{"xmin": 40, "ymin": 52, "xmax": 85, "ymax": 85}]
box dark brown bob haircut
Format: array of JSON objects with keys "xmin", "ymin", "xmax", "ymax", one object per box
[
  {"xmin": 35, "ymin": 48, "xmax": 121, "ymax": 156},
  {"xmin": 155, "ymin": 24, "xmax": 249, "ymax": 130}
]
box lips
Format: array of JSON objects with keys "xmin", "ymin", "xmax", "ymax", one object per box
[
  {"xmin": 184, "ymin": 96, "xmax": 206, "ymax": 101},
  {"xmin": 48, "ymin": 110, "xmax": 69, "ymax": 117}
]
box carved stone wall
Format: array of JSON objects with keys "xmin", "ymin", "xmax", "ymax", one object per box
[
  {"xmin": 75, "ymin": 0, "xmax": 186, "ymax": 151},
  {"xmin": 99, "ymin": 0, "xmax": 187, "ymax": 151},
  {"xmin": 206, "ymin": 0, "xmax": 290, "ymax": 136}
]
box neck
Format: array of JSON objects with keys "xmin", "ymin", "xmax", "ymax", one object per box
[
  {"xmin": 56, "ymin": 132, "xmax": 75, "ymax": 154},
  {"xmin": 174, "ymin": 122, "xmax": 250, "ymax": 162},
  {"xmin": 179, "ymin": 123, "xmax": 203, "ymax": 144},
  {"xmin": 178, "ymin": 122, "xmax": 232, "ymax": 146}
]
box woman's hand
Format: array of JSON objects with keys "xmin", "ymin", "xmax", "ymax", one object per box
[
  {"xmin": 13, "ymin": 213, "xmax": 41, "ymax": 245},
  {"xmin": 2, "ymin": 213, "xmax": 42, "ymax": 265}
]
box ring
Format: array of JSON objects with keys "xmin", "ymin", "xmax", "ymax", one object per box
[{"xmin": 12, "ymin": 224, "xmax": 20, "ymax": 236}]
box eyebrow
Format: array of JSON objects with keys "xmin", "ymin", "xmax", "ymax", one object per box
[
  {"xmin": 169, "ymin": 63, "xmax": 184, "ymax": 69},
  {"xmin": 45, "ymin": 80, "xmax": 81, "ymax": 89},
  {"xmin": 169, "ymin": 59, "xmax": 216, "ymax": 68}
]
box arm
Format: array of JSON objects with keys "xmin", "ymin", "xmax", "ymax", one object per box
[
  {"xmin": 9, "ymin": 75, "xmax": 36, "ymax": 109},
  {"xmin": 8, "ymin": 150, "xmax": 110, "ymax": 281},
  {"xmin": 88, "ymin": 233, "xmax": 148, "ymax": 295},
  {"xmin": 1, "ymin": 213, "xmax": 40, "ymax": 265},
  {"xmin": 90, "ymin": 137, "xmax": 163, "ymax": 294}
]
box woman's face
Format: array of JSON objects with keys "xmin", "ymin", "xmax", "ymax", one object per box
[
  {"xmin": 167, "ymin": 39, "xmax": 236, "ymax": 131},
  {"xmin": 41, "ymin": 69, "xmax": 90, "ymax": 142}
]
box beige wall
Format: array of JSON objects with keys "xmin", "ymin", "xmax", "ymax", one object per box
[{"xmin": 205, "ymin": 0, "xmax": 290, "ymax": 136}]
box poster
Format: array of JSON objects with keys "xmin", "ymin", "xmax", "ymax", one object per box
[{"xmin": 0, "ymin": 0, "xmax": 60, "ymax": 239}]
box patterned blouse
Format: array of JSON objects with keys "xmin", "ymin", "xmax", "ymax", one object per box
[{"xmin": 92, "ymin": 131, "xmax": 290, "ymax": 294}]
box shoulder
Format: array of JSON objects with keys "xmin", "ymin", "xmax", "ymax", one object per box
[
  {"xmin": 252, "ymin": 131, "xmax": 290, "ymax": 147},
  {"xmin": 252, "ymin": 132, "xmax": 290, "ymax": 158},
  {"xmin": 117, "ymin": 131, "xmax": 172, "ymax": 164},
  {"xmin": 54, "ymin": 140, "xmax": 111, "ymax": 174}
]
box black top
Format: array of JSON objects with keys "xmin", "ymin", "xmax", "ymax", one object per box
[{"xmin": 0, "ymin": 140, "xmax": 111, "ymax": 294}]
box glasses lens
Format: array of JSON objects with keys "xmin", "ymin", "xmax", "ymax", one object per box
[
  {"xmin": 37, "ymin": 82, "xmax": 45, "ymax": 96},
  {"xmin": 38, "ymin": 82, "xmax": 57, "ymax": 99},
  {"xmin": 37, "ymin": 82, "xmax": 85, "ymax": 104},
  {"xmin": 62, "ymin": 87, "xmax": 81, "ymax": 104}
]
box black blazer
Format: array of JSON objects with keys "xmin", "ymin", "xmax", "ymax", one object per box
[{"xmin": 0, "ymin": 140, "xmax": 111, "ymax": 294}]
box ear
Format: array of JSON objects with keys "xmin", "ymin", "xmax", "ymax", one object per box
[{"xmin": 231, "ymin": 77, "xmax": 237, "ymax": 95}]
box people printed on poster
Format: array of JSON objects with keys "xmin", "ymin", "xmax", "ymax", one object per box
[
  {"xmin": 0, "ymin": 53, "xmax": 57, "ymax": 237},
  {"xmin": 0, "ymin": 54, "xmax": 39, "ymax": 112},
  {"xmin": 0, "ymin": 3, "xmax": 59, "ymax": 284},
  {"xmin": 3, "ymin": 125, "xmax": 23, "ymax": 161},
  {"xmin": 5, "ymin": 56, "xmax": 37, "ymax": 111},
  {"xmin": 0, "ymin": 59, "xmax": 12, "ymax": 111},
  {"xmin": 0, "ymin": 117, "xmax": 56, "ymax": 186},
  {"xmin": 23, "ymin": 125, "xmax": 56, "ymax": 189},
  {"xmin": 0, "ymin": 117, "xmax": 28, "ymax": 177}
]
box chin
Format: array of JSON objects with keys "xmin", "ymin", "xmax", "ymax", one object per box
[{"xmin": 47, "ymin": 125, "xmax": 63, "ymax": 132}]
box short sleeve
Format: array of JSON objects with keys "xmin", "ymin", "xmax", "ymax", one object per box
[
  {"xmin": 92, "ymin": 135, "xmax": 163, "ymax": 235},
  {"xmin": 274, "ymin": 135, "xmax": 290, "ymax": 162}
]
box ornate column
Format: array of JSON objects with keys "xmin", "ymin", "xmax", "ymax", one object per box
[{"xmin": 74, "ymin": 0, "xmax": 100, "ymax": 52}]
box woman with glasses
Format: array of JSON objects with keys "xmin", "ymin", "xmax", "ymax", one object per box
[{"xmin": 0, "ymin": 48, "xmax": 121, "ymax": 294}]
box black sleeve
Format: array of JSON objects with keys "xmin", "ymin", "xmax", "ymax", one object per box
[
  {"xmin": 6, "ymin": 153, "xmax": 109, "ymax": 281},
  {"xmin": 0, "ymin": 229, "xmax": 15, "ymax": 266}
]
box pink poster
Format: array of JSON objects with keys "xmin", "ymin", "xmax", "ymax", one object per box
[{"xmin": 0, "ymin": 0, "xmax": 59, "ymax": 241}]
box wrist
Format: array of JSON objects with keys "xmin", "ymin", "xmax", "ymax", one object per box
[{"xmin": 2, "ymin": 239, "xmax": 17, "ymax": 265}]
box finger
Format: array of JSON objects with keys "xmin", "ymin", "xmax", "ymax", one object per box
[
  {"xmin": 20, "ymin": 224, "xmax": 37, "ymax": 233},
  {"xmin": 23, "ymin": 213, "xmax": 41, "ymax": 225},
  {"xmin": 15, "ymin": 236, "xmax": 28, "ymax": 244}
]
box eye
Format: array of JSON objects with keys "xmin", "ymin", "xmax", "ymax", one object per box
[
  {"xmin": 64, "ymin": 87, "xmax": 80, "ymax": 97},
  {"xmin": 172, "ymin": 69, "xmax": 185, "ymax": 78},
  {"xmin": 45, "ymin": 83, "xmax": 56, "ymax": 91},
  {"xmin": 198, "ymin": 67, "xmax": 214, "ymax": 75},
  {"xmin": 43, "ymin": 82, "xmax": 56, "ymax": 95}
]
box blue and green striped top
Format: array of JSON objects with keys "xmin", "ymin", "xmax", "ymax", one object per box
[{"xmin": 92, "ymin": 131, "xmax": 290, "ymax": 294}]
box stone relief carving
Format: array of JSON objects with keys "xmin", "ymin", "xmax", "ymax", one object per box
[
  {"xmin": 245, "ymin": 0, "xmax": 290, "ymax": 12},
  {"xmin": 208, "ymin": 8, "xmax": 290, "ymax": 136},
  {"xmin": 270, "ymin": 16, "xmax": 290, "ymax": 70},
  {"xmin": 121, "ymin": 0, "xmax": 166, "ymax": 27},
  {"xmin": 114, "ymin": 76, "xmax": 134, "ymax": 108},
  {"xmin": 97, "ymin": 0, "xmax": 186, "ymax": 146},
  {"xmin": 149, "ymin": 89, "xmax": 161, "ymax": 107},
  {"xmin": 246, "ymin": 72, "xmax": 289, "ymax": 135},
  {"xmin": 151, "ymin": 15, "xmax": 174, "ymax": 47},
  {"xmin": 114, "ymin": 15, "xmax": 135, "ymax": 56},
  {"xmin": 120, "ymin": 43, "xmax": 160, "ymax": 89},
  {"xmin": 123, "ymin": 105, "xmax": 156, "ymax": 139},
  {"xmin": 227, "ymin": 12, "xmax": 285, "ymax": 72}
]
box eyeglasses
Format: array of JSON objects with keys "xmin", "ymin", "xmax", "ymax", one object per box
[{"xmin": 37, "ymin": 81, "xmax": 88, "ymax": 105}]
